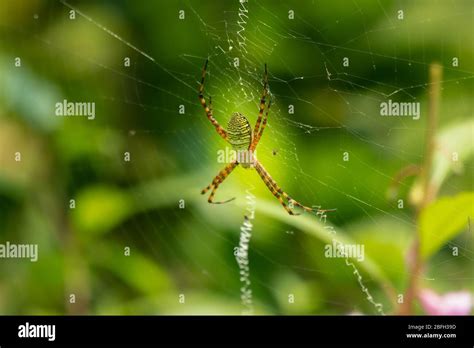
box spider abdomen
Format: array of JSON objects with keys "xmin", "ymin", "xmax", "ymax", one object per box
[{"xmin": 227, "ymin": 112, "xmax": 252, "ymax": 151}]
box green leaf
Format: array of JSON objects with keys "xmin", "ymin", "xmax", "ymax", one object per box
[
  {"xmin": 410, "ymin": 120, "xmax": 474, "ymax": 206},
  {"xmin": 132, "ymin": 173, "xmax": 394, "ymax": 294},
  {"xmin": 0, "ymin": 54, "xmax": 61, "ymax": 132},
  {"xmin": 420, "ymin": 192, "xmax": 474, "ymax": 259},
  {"xmin": 72, "ymin": 186, "xmax": 133, "ymax": 236},
  {"xmin": 90, "ymin": 243, "xmax": 174, "ymax": 296},
  {"xmin": 348, "ymin": 218, "xmax": 412, "ymax": 288},
  {"xmin": 430, "ymin": 120, "xmax": 474, "ymax": 192}
]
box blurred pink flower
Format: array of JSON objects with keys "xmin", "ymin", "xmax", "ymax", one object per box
[{"xmin": 418, "ymin": 289, "xmax": 472, "ymax": 315}]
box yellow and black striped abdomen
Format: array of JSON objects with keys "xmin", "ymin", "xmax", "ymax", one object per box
[{"xmin": 227, "ymin": 112, "xmax": 252, "ymax": 151}]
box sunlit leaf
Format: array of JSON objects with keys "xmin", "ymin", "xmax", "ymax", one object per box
[
  {"xmin": 420, "ymin": 192, "xmax": 474, "ymax": 259},
  {"xmin": 72, "ymin": 186, "xmax": 133, "ymax": 236},
  {"xmin": 431, "ymin": 120, "xmax": 474, "ymax": 192},
  {"xmin": 410, "ymin": 120, "xmax": 474, "ymax": 206}
]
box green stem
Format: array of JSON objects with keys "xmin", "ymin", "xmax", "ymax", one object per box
[{"xmin": 399, "ymin": 63, "xmax": 442, "ymax": 315}]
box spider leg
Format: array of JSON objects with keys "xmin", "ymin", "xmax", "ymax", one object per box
[
  {"xmin": 251, "ymin": 64, "xmax": 268, "ymax": 145},
  {"xmin": 254, "ymin": 160, "xmax": 327, "ymax": 216},
  {"xmin": 201, "ymin": 161, "xmax": 239, "ymax": 204},
  {"xmin": 254, "ymin": 160, "xmax": 299, "ymax": 215},
  {"xmin": 282, "ymin": 192, "xmax": 337, "ymax": 216},
  {"xmin": 208, "ymin": 182, "xmax": 237, "ymax": 204},
  {"xmin": 251, "ymin": 98, "xmax": 272, "ymax": 151},
  {"xmin": 199, "ymin": 59, "xmax": 228, "ymax": 140}
]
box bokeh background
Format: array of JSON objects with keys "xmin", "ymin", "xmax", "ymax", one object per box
[{"xmin": 0, "ymin": 0, "xmax": 472, "ymax": 315}]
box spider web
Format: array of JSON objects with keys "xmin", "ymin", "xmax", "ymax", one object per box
[{"xmin": 2, "ymin": 0, "xmax": 473, "ymax": 315}]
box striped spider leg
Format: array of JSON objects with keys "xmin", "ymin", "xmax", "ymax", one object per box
[
  {"xmin": 254, "ymin": 160, "xmax": 326, "ymax": 216},
  {"xmin": 249, "ymin": 63, "xmax": 269, "ymax": 151},
  {"xmin": 199, "ymin": 60, "xmax": 330, "ymax": 215},
  {"xmin": 199, "ymin": 59, "xmax": 237, "ymax": 203},
  {"xmin": 249, "ymin": 65, "xmax": 324, "ymax": 215},
  {"xmin": 200, "ymin": 160, "xmax": 238, "ymax": 204},
  {"xmin": 199, "ymin": 59, "xmax": 228, "ymax": 140}
]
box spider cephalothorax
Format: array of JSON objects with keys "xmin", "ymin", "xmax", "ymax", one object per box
[{"xmin": 199, "ymin": 59, "xmax": 325, "ymax": 215}]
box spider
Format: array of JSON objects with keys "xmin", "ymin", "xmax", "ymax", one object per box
[{"xmin": 199, "ymin": 59, "xmax": 326, "ymax": 216}]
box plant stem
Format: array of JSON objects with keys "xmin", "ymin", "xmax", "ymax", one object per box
[
  {"xmin": 399, "ymin": 63, "xmax": 442, "ymax": 315},
  {"xmin": 422, "ymin": 63, "xmax": 442, "ymax": 205}
]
